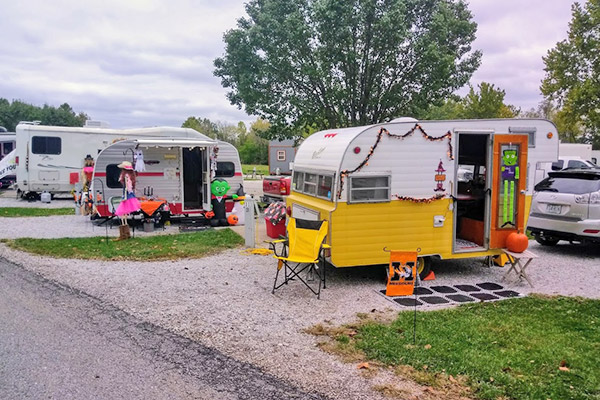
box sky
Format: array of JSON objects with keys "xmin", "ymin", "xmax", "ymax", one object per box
[{"xmin": 0, "ymin": 0, "xmax": 579, "ymax": 129}]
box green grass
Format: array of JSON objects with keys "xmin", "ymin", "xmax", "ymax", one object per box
[
  {"xmin": 7, "ymin": 228, "xmax": 244, "ymax": 260},
  {"xmin": 242, "ymin": 164, "xmax": 269, "ymax": 176},
  {"xmin": 351, "ymin": 296, "xmax": 600, "ymax": 400},
  {"xmin": 0, "ymin": 207, "xmax": 75, "ymax": 217}
]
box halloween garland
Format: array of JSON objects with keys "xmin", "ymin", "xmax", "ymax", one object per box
[
  {"xmin": 337, "ymin": 124, "xmax": 454, "ymax": 200},
  {"xmin": 392, "ymin": 193, "xmax": 446, "ymax": 203}
]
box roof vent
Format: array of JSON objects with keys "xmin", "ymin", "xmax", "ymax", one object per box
[{"xmin": 85, "ymin": 120, "xmax": 110, "ymax": 128}]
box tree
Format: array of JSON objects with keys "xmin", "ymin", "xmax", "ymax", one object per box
[
  {"xmin": 521, "ymin": 99, "xmax": 583, "ymax": 143},
  {"xmin": 0, "ymin": 99, "xmax": 88, "ymax": 131},
  {"xmin": 541, "ymin": 0, "xmax": 600, "ymax": 146},
  {"xmin": 462, "ymin": 82, "xmax": 518, "ymax": 119},
  {"xmin": 421, "ymin": 82, "xmax": 518, "ymax": 120},
  {"xmin": 214, "ymin": 0, "xmax": 481, "ymax": 139},
  {"xmin": 238, "ymin": 119, "xmax": 270, "ymax": 164}
]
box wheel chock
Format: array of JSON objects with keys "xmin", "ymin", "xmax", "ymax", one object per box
[{"xmin": 423, "ymin": 271, "xmax": 435, "ymax": 281}]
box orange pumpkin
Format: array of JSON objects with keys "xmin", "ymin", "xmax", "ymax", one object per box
[
  {"xmin": 506, "ymin": 231, "xmax": 528, "ymax": 253},
  {"xmin": 227, "ymin": 214, "xmax": 239, "ymax": 225}
]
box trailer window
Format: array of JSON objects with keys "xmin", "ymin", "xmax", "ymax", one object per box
[
  {"xmin": 106, "ymin": 164, "xmax": 124, "ymax": 189},
  {"xmin": 32, "ymin": 136, "xmax": 61, "ymax": 155},
  {"xmin": 317, "ymin": 175, "xmax": 333, "ymax": 199},
  {"xmin": 277, "ymin": 150, "xmax": 286, "ymax": 161},
  {"xmin": 293, "ymin": 170, "xmax": 334, "ymax": 200},
  {"xmin": 2, "ymin": 142, "xmax": 13, "ymax": 155},
  {"xmin": 293, "ymin": 171, "xmax": 304, "ymax": 190},
  {"xmin": 303, "ymin": 173, "xmax": 317, "ymax": 194},
  {"xmin": 216, "ymin": 162, "xmax": 235, "ymax": 178},
  {"xmin": 349, "ymin": 176, "xmax": 390, "ymax": 203}
]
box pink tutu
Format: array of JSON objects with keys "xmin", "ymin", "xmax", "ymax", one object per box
[{"xmin": 115, "ymin": 197, "xmax": 141, "ymax": 216}]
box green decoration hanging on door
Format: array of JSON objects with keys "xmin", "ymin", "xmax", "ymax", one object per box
[{"xmin": 500, "ymin": 148, "xmax": 519, "ymax": 227}]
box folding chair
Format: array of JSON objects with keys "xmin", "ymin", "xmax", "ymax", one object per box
[{"xmin": 270, "ymin": 218, "xmax": 330, "ymax": 299}]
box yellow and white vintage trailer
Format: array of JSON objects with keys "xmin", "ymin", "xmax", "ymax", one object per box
[{"xmin": 287, "ymin": 118, "xmax": 559, "ymax": 276}]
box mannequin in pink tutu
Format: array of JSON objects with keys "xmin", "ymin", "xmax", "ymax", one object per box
[{"xmin": 115, "ymin": 161, "xmax": 141, "ymax": 240}]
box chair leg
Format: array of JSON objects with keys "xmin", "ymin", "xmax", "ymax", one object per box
[{"xmin": 322, "ymin": 258, "xmax": 327, "ymax": 289}]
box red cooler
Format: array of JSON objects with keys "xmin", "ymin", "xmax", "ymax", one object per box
[{"xmin": 265, "ymin": 217, "xmax": 286, "ymax": 239}]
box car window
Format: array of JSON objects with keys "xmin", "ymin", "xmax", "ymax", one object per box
[
  {"xmin": 567, "ymin": 160, "xmax": 588, "ymax": 169},
  {"xmin": 535, "ymin": 176, "xmax": 600, "ymax": 194},
  {"xmin": 551, "ymin": 160, "xmax": 564, "ymax": 170}
]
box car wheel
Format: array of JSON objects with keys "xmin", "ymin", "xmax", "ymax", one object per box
[{"xmin": 534, "ymin": 235, "xmax": 559, "ymax": 246}]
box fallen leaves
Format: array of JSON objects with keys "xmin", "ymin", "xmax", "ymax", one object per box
[{"xmin": 357, "ymin": 362, "xmax": 370, "ymax": 370}]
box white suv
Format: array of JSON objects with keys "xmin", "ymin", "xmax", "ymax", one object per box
[
  {"xmin": 552, "ymin": 157, "xmax": 599, "ymax": 170},
  {"xmin": 528, "ymin": 170, "xmax": 600, "ymax": 245}
]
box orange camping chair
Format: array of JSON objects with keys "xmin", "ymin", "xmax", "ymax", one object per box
[{"xmin": 270, "ymin": 218, "xmax": 330, "ymax": 299}]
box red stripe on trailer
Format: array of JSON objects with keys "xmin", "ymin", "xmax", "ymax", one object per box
[{"xmin": 94, "ymin": 172, "xmax": 165, "ymax": 177}]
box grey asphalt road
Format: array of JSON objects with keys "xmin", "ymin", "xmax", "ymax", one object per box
[{"xmin": 0, "ymin": 258, "xmax": 327, "ymax": 400}]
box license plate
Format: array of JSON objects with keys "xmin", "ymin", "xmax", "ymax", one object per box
[{"xmin": 546, "ymin": 204, "xmax": 562, "ymax": 214}]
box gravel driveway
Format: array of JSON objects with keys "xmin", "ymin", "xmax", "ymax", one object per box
[{"xmin": 1, "ymin": 187, "xmax": 599, "ymax": 399}]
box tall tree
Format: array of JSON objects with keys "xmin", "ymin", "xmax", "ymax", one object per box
[
  {"xmin": 0, "ymin": 99, "xmax": 87, "ymax": 131},
  {"xmin": 541, "ymin": 0, "xmax": 600, "ymax": 145},
  {"xmin": 214, "ymin": 0, "xmax": 481, "ymax": 139}
]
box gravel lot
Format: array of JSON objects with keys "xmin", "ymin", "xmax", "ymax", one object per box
[{"xmin": 1, "ymin": 185, "xmax": 599, "ymax": 399}]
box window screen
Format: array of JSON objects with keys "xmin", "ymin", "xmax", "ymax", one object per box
[
  {"xmin": 32, "ymin": 136, "xmax": 61, "ymax": 155},
  {"xmin": 216, "ymin": 161, "xmax": 235, "ymax": 178},
  {"xmin": 106, "ymin": 164, "xmax": 123, "ymax": 189},
  {"xmin": 349, "ymin": 176, "xmax": 390, "ymax": 203}
]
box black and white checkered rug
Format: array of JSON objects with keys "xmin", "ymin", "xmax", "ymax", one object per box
[{"xmin": 379, "ymin": 282, "xmax": 522, "ymax": 307}]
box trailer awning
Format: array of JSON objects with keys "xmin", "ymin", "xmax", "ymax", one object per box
[{"xmin": 132, "ymin": 137, "xmax": 217, "ymax": 148}]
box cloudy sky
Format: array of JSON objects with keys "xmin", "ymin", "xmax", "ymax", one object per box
[{"xmin": 0, "ymin": 0, "xmax": 578, "ymax": 129}]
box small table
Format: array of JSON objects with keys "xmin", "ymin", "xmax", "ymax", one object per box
[{"xmin": 503, "ymin": 249, "xmax": 537, "ymax": 287}]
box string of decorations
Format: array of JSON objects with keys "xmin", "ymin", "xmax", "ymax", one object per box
[
  {"xmin": 392, "ymin": 193, "xmax": 446, "ymax": 203},
  {"xmin": 337, "ymin": 123, "xmax": 454, "ymax": 200}
]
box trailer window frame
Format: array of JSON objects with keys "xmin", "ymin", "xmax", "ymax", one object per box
[
  {"xmin": 348, "ymin": 175, "xmax": 391, "ymax": 204},
  {"xmin": 292, "ymin": 170, "xmax": 335, "ymax": 201},
  {"xmin": 215, "ymin": 161, "xmax": 235, "ymax": 178},
  {"xmin": 31, "ymin": 136, "xmax": 62, "ymax": 155},
  {"xmin": 106, "ymin": 164, "xmax": 124, "ymax": 189}
]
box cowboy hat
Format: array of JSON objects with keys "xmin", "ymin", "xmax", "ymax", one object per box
[{"xmin": 117, "ymin": 161, "xmax": 134, "ymax": 170}]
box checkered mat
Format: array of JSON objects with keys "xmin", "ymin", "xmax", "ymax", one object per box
[{"xmin": 379, "ymin": 282, "xmax": 522, "ymax": 307}]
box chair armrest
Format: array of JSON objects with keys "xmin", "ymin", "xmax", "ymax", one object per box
[{"xmin": 268, "ymin": 238, "xmax": 289, "ymax": 257}]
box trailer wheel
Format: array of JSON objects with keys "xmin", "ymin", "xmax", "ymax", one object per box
[
  {"xmin": 417, "ymin": 257, "xmax": 432, "ymax": 280},
  {"xmin": 384, "ymin": 257, "xmax": 432, "ymax": 281}
]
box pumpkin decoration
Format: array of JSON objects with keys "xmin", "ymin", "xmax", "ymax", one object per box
[
  {"xmin": 506, "ymin": 231, "xmax": 528, "ymax": 253},
  {"xmin": 227, "ymin": 214, "xmax": 239, "ymax": 225}
]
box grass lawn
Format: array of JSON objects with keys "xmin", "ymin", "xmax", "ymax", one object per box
[
  {"xmin": 242, "ymin": 164, "xmax": 269, "ymax": 177},
  {"xmin": 0, "ymin": 207, "xmax": 74, "ymax": 217},
  {"xmin": 6, "ymin": 228, "xmax": 244, "ymax": 261},
  {"xmin": 324, "ymin": 296, "xmax": 600, "ymax": 400}
]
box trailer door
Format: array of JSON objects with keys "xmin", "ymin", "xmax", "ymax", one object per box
[
  {"xmin": 490, "ymin": 134, "xmax": 528, "ymax": 249},
  {"xmin": 182, "ymin": 147, "xmax": 205, "ymax": 211}
]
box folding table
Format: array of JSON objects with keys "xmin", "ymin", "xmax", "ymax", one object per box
[{"xmin": 503, "ymin": 249, "xmax": 537, "ymax": 287}]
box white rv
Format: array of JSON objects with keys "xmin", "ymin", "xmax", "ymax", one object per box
[
  {"xmin": 91, "ymin": 137, "xmax": 243, "ymax": 218},
  {"xmin": 287, "ymin": 118, "xmax": 559, "ymax": 276},
  {"xmin": 14, "ymin": 122, "xmax": 241, "ymax": 197}
]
